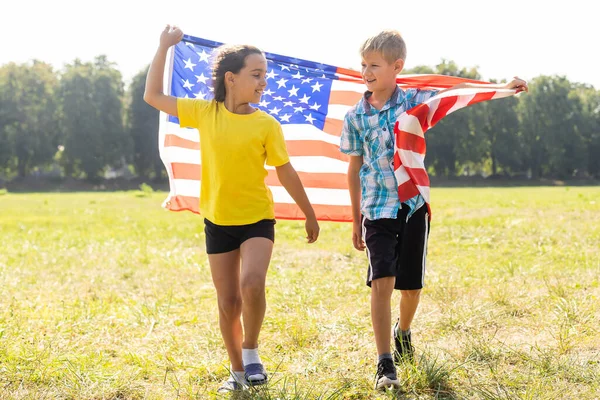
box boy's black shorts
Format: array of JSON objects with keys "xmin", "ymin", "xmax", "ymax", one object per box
[
  {"xmin": 204, "ymin": 218, "xmax": 275, "ymax": 254},
  {"xmin": 362, "ymin": 204, "xmax": 430, "ymax": 290}
]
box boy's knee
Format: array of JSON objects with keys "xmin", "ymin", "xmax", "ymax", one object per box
[
  {"xmin": 400, "ymin": 289, "xmax": 421, "ymax": 300},
  {"xmin": 371, "ymin": 276, "xmax": 395, "ymax": 296}
]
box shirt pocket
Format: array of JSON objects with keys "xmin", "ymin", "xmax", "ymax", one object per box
[{"xmin": 362, "ymin": 128, "xmax": 393, "ymax": 161}]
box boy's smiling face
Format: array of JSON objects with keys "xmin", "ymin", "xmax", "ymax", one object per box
[{"xmin": 361, "ymin": 51, "xmax": 404, "ymax": 94}]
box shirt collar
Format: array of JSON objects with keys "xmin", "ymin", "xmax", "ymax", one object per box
[{"xmin": 356, "ymin": 86, "xmax": 405, "ymax": 115}]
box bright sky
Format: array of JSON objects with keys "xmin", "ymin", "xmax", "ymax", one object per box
[{"xmin": 2, "ymin": 0, "xmax": 597, "ymax": 89}]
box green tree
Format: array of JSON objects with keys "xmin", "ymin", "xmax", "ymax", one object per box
[
  {"xmin": 0, "ymin": 62, "xmax": 60, "ymax": 177},
  {"xmin": 94, "ymin": 56, "xmax": 129, "ymax": 168},
  {"xmin": 572, "ymin": 84, "xmax": 600, "ymax": 177},
  {"xmin": 0, "ymin": 65, "xmax": 13, "ymax": 173},
  {"xmin": 59, "ymin": 56, "xmax": 127, "ymax": 179},
  {"xmin": 126, "ymin": 67, "xmax": 162, "ymax": 180},
  {"xmin": 479, "ymin": 95, "xmax": 523, "ymax": 176},
  {"xmin": 518, "ymin": 75, "xmax": 586, "ymax": 178},
  {"xmin": 60, "ymin": 60, "xmax": 99, "ymax": 177}
]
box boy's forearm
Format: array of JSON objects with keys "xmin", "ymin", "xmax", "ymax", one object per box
[
  {"xmin": 461, "ymin": 82, "xmax": 503, "ymax": 89},
  {"xmin": 276, "ymin": 163, "xmax": 316, "ymax": 220},
  {"xmin": 447, "ymin": 82, "xmax": 510, "ymax": 92},
  {"xmin": 348, "ymin": 168, "xmax": 362, "ymax": 223},
  {"xmin": 438, "ymin": 82, "xmax": 506, "ymax": 96}
]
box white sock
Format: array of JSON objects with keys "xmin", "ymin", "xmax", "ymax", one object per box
[
  {"xmin": 242, "ymin": 348, "xmax": 261, "ymax": 365},
  {"xmin": 242, "ymin": 348, "xmax": 265, "ymax": 381}
]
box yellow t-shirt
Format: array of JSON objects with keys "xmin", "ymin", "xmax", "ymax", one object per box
[{"xmin": 177, "ymin": 98, "xmax": 290, "ymax": 226}]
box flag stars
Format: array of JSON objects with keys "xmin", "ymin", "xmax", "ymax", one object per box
[
  {"xmin": 182, "ymin": 79, "xmax": 194, "ymax": 90},
  {"xmin": 276, "ymin": 78, "xmax": 288, "ymax": 88},
  {"xmin": 311, "ymin": 81, "xmax": 323, "ymax": 92},
  {"xmin": 195, "ymin": 73, "xmax": 209, "ymax": 84},
  {"xmin": 299, "ymin": 94, "xmax": 311, "ymax": 104},
  {"xmin": 173, "ymin": 45, "xmax": 332, "ymax": 129},
  {"xmin": 183, "ymin": 58, "xmax": 197, "ymax": 71},
  {"xmin": 266, "ymin": 69, "xmax": 279, "ymax": 80},
  {"xmin": 287, "ymin": 85, "xmax": 299, "ymax": 97},
  {"xmin": 197, "ymin": 50, "xmax": 211, "ymax": 63}
]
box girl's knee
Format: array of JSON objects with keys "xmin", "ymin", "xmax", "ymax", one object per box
[
  {"xmin": 218, "ymin": 295, "xmax": 242, "ymax": 319},
  {"xmin": 241, "ymin": 275, "xmax": 266, "ymax": 299}
]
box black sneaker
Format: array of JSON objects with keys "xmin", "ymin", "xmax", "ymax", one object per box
[
  {"xmin": 393, "ymin": 321, "xmax": 414, "ymax": 363},
  {"xmin": 375, "ymin": 358, "xmax": 401, "ymax": 390}
]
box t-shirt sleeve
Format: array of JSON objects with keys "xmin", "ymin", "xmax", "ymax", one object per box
[
  {"xmin": 265, "ymin": 121, "xmax": 290, "ymax": 167},
  {"xmin": 176, "ymin": 98, "xmax": 211, "ymax": 128},
  {"xmin": 339, "ymin": 112, "xmax": 363, "ymax": 156}
]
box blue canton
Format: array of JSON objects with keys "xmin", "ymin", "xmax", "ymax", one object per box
[{"xmin": 169, "ymin": 35, "xmax": 341, "ymax": 129}]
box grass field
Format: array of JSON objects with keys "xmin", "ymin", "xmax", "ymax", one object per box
[{"xmin": 0, "ymin": 187, "xmax": 599, "ymax": 399}]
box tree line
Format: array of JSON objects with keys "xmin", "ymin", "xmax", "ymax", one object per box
[{"xmin": 0, "ymin": 57, "xmax": 598, "ymax": 183}]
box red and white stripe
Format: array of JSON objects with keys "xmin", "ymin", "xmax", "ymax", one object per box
[{"xmin": 394, "ymin": 87, "xmax": 521, "ymax": 217}]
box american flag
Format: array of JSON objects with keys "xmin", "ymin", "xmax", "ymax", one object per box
[{"xmin": 159, "ymin": 34, "xmax": 516, "ymax": 222}]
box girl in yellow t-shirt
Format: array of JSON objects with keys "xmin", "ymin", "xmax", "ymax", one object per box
[{"xmin": 144, "ymin": 25, "xmax": 320, "ymax": 393}]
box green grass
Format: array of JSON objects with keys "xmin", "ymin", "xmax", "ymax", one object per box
[{"xmin": 0, "ymin": 187, "xmax": 599, "ymax": 399}]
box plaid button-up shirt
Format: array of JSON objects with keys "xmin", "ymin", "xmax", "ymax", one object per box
[{"xmin": 340, "ymin": 86, "xmax": 439, "ymax": 221}]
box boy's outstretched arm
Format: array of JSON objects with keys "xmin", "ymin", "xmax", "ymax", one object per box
[
  {"xmin": 275, "ymin": 162, "xmax": 320, "ymax": 243},
  {"xmin": 440, "ymin": 76, "xmax": 529, "ymax": 95},
  {"xmin": 143, "ymin": 25, "xmax": 183, "ymax": 116},
  {"xmin": 347, "ymin": 156, "xmax": 365, "ymax": 251}
]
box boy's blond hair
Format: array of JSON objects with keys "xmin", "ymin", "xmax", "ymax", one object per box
[{"xmin": 360, "ymin": 30, "xmax": 407, "ymax": 64}]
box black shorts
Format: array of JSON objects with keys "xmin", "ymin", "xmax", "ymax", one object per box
[
  {"xmin": 204, "ymin": 218, "xmax": 276, "ymax": 254},
  {"xmin": 362, "ymin": 205, "xmax": 430, "ymax": 290}
]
